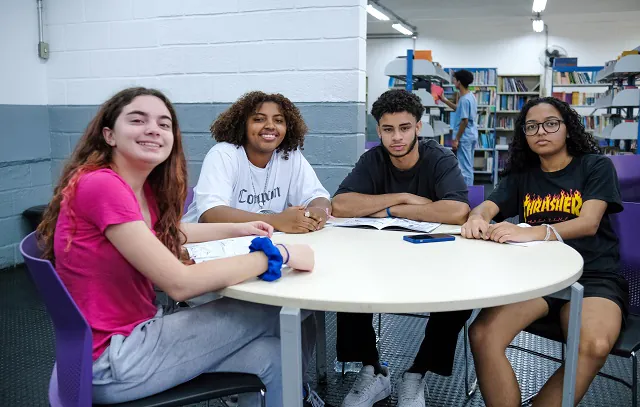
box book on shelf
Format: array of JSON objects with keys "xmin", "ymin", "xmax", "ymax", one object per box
[
  {"xmin": 474, "ymin": 156, "xmax": 493, "ymax": 173},
  {"xmin": 330, "ymin": 218, "xmax": 440, "ymax": 234},
  {"xmin": 552, "ymin": 92, "xmax": 597, "ymax": 106},
  {"xmin": 553, "ymin": 71, "xmax": 597, "ymax": 85},
  {"xmin": 497, "ymin": 117, "xmax": 515, "ymax": 130},
  {"xmin": 499, "ymin": 95, "xmax": 536, "ymax": 111},
  {"xmin": 449, "ymin": 68, "xmax": 497, "ymax": 86},
  {"xmin": 478, "ymin": 132, "xmax": 495, "ymax": 149},
  {"xmin": 473, "ymin": 90, "xmax": 496, "ymax": 105},
  {"xmin": 477, "ymin": 112, "xmax": 495, "ymax": 129},
  {"xmin": 499, "ymin": 77, "xmax": 530, "ymax": 92}
]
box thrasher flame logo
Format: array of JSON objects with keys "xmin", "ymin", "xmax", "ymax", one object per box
[{"xmin": 523, "ymin": 190, "xmax": 583, "ymax": 223}]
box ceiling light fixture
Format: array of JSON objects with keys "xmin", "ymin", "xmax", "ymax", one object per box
[
  {"xmin": 392, "ymin": 23, "xmax": 413, "ymax": 36},
  {"xmin": 532, "ymin": 19, "xmax": 545, "ymax": 32},
  {"xmin": 532, "ymin": 0, "xmax": 547, "ymax": 13},
  {"xmin": 367, "ymin": 3, "xmax": 389, "ymax": 21}
]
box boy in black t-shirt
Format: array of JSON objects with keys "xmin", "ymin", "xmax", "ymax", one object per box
[
  {"xmin": 462, "ymin": 97, "xmax": 628, "ymax": 406},
  {"xmin": 332, "ymin": 89, "xmax": 470, "ymax": 407}
]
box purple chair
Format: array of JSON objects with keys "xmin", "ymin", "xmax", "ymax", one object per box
[
  {"xmin": 184, "ymin": 187, "xmax": 195, "ymax": 215},
  {"xmin": 511, "ymin": 201, "xmax": 640, "ymax": 406},
  {"xmin": 609, "ymin": 155, "xmax": 640, "ymax": 203},
  {"xmin": 20, "ymin": 232, "xmax": 266, "ymax": 407},
  {"xmin": 467, "ymin": 185, "xmax": 485, "ymax": 210}
]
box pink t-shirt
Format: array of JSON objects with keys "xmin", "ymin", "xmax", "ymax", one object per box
[{"xmin": 54, "ymin": 169, "xmax": 159, "ymax": 360}]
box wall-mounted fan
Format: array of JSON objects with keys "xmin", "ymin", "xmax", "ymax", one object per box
[{"xmin": 539, "ymin": 45, "xmax": 568, "ymax": 68}]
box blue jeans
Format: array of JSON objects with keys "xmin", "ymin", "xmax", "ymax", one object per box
[
  {"xmin": 457, "ymin": 138, "xmax": 477, "ymax": 186},
  {"xmin": 92, "ymin": 298, "xmax": 316, "ymax": 406}
]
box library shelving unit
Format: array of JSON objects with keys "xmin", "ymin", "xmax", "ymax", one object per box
[
  {"xmin": 496, "ymin": 74, "xmax": 542, "ymax": 181},
  {"xmin": 445, "ymin": 67, "xmax": 498, "ymax": 184},
  {"xmin": 592, "ymin": 53, "xmax": 640, "ymax": 155},
  {"xmin": 384, "ymin": 49, "xmax": 452, "ymax": 145},
  {"xmin": 551, "ymin": 63, "xmax": 608, "ymax": 113}
]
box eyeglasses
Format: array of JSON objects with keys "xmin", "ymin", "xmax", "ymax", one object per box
[{"xmin": 523, "ymin": 119, "xmax": 564, "ymax": 136}]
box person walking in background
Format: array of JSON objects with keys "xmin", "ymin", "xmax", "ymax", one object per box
[{"xmin": 439, "ymin": 69, "xmax": 479, "ymax": 186}]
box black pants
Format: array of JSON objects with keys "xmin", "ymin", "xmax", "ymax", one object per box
[{"xmin": 336, "ymin": 310, "xmax": 473, "ymax": 376}]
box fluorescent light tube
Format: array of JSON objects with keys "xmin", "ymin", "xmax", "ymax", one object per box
[
  {"xmin": 367, "ymin": 4, "xmax": 389, "ymax": 21},
  {"xmin": 532, "ymin": 19, "xmax": 544, "ymax": 32},
  {"xmin": 532, "ymin": 0, "xmax": 547, "ymax": 13},
  {"xmin": 392, "ymin": 23, "xmax": 413, "ymax": 36}
]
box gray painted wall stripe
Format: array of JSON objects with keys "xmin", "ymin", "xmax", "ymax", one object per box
[{"xmin": 1, "ymin": 101, "xmax": 364, "ymax": 269}]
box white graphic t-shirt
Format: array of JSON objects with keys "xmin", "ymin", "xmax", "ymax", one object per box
[{"xmin": 182, "ymin": 142, "xmax": 330, "ymax": 223}]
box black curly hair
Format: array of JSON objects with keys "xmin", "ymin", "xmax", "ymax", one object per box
[
  {"xmin": 371, "ymin": 89, "xmax": 425, "ymax": 123},
  {"xmin": 503, "ymin": 96, "xmax": 601, "ymax": 175},
  {"xmin": 211, "ymin": 91, "xmax": 308, "ymax": 160},
  {"xmin": 453, "ymin": 69, "xmax": 474, "ymax": 88}
]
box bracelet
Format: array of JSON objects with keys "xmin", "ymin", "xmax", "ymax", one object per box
[
  {"xmin": 386, "ymin": 207, "xmax": 393, "ymax": 218},
  {"xmin": 249, "ymin": 237, "xmax": 283, "ymax": 281},
  {"xmin": 276, "ymin": 244, "xmax": 290, "ymax": 264},
  {"xmin": 542, "ymin": 224, "xmax": 564, "ymax": 243}
]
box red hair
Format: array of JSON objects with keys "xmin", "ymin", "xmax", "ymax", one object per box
[{"xmin": 37, "ymin": 87, "xmax": 188, "ymax": 261}]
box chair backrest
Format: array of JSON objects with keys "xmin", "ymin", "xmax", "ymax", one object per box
[
  {"xmin": 184, "ymin": 187, "xmax": 195, "ymax": 215},
  {"xmin": 468, "ymin": 185, "xmax": 485, "ymax": 210},
  {"xmin": 611, "ymin": 202, "xmax": 640, "ymax": 270},
  {"xmin": 20, "ymin": 232, "xmax": 93, "ymax": 407},
  {"xmin": 609, "ymin": 155, "xmax": 640, "ymax": 202}
]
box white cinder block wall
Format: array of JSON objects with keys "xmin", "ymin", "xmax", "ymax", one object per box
[
  {"xmin": 45, "ymin": 0, "xmax": 367, "ymax": 105},
  {"xmin": 1, "ymin": 0, "xmax": 368, "ymax": 269}
]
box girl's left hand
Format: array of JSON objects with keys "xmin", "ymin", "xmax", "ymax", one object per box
[
  {"xmin": 236, "ymin": 221, "xmax": 274, "ymax": 238},
  {"xmin": 486, "ymin": 222, "xmax": 539, "ymax": 243}
]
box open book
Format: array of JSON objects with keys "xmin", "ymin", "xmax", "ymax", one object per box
[
  {"xmin": 184, "ymin": 236, "xmax": 254, "ymax": 263},
  {"xmin": 331, "ymin": 218, "xmax": 440, "ymax": 234}
]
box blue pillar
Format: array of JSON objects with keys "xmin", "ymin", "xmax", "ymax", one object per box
[{"xmin": 405, "ymin": 49, "xmax": 414, "ymax": 91}]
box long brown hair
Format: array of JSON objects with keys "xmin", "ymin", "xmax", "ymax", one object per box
[{"xmin": 37, "ymin": 87, "xmax": 188, "ymax": 260}]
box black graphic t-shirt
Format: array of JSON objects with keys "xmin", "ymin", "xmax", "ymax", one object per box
[
  {"xmin": 488, "ymin": 154, "xmax": 623, "ymax": 273},
  {"xmin": 334, "ymin": 139, "xmax": 468, "ymax": 204}
]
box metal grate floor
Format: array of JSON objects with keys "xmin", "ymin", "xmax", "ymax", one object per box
[{"xmin": 0, "ymin": 266, "xmax": 634, "ymax": 406}]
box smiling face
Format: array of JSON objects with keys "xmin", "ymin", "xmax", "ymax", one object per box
[
  {"xmin": 102, "ymin": 95, "xmax": 174, "ymax": 169},
  {"xmin": 377, "ymin": 111, "xmax": 421, "ymax": 158},
  {"xmin": 524, "ymin": 102, "xmax": 568, "ymax": 157},
  {"xmin": 245, "ymin": 102, "xmax": 286, "ymax": 156}
]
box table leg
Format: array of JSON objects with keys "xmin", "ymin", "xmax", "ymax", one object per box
[
  {"xmin": 562, "ymin": 282, "xmax": 584, "ymax": 407},
  {"xmin": 314, "ymin": 311, "xmax": 327, "ymax": 384},
  {"xmin": 281, "ymin": 307, "xmax": 303, "ymax": 407}
]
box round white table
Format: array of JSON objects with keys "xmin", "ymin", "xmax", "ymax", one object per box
[{"xmin": 219, "ymin": 225, "xmax": 585, "ymax": 407}]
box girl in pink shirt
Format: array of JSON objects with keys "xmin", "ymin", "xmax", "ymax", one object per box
[{"xmin": 37, "ymin": 87, "xmax": 314, "ymax": 406}]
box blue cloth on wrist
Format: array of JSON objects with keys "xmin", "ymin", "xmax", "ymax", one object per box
[
  {"xmin": 249, "ymin": 237, "xmax": 283, "ymax": 282},
  {"xmin": 386, "ymin": 207, "xmax": 393, "ymax": 218}
]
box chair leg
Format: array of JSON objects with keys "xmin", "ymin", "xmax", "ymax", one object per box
[
  {"xmin": 259, "ymin": 389, "xmax": 266, "ymax": 407},
  {"xmin": 463, "ymin": 321, "xmax": 478, "ymax": 398},
  {"xmin": 633, "ymin": 351, "xmax": 638, "ymax": 407}
]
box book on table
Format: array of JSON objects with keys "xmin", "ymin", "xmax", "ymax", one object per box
[{"xmin": 331, "ymin": 217, "xmax": 440, "ymax": 233}]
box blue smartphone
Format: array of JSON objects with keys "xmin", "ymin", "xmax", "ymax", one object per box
[{"xmin": 403, "ymin": 233, "xmax": 455, "ymax": 244}]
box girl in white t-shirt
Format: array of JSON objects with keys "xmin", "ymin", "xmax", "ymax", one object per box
[{"xmin": 183, "ymin": 91, "xmax": 332, "ymax": 233}]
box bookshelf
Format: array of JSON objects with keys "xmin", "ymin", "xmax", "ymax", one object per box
[
  {"xmin": 495, "ymin": 73, "xmax": 542, "ymax": 183},
  {"xmin": 383, "ymin": 49, "xmax": 452, "ymax": 147},
  {"xmin": 445, "ymin": 67, "xmax": 498, "ymax": 185},
  {"xmin": 591, "ymin": 53, "xmax": 640, "ymax": 155},
  {"xmin": 551, "ymin": 64, "xmax": 608, "ymax": 112}
]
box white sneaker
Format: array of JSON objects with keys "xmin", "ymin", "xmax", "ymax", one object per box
[
  {"xmin": 397, "ymin": 372, "xmax": 427, "ymax": 407},
  {"xmin": 341, "ymin": 365, "xmax": 391, "ymax": 407}
]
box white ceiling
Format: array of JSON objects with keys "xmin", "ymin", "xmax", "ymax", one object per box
[{"xmin": 368, "ymin": 0, "xmax": 640, "ymax": 35}]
